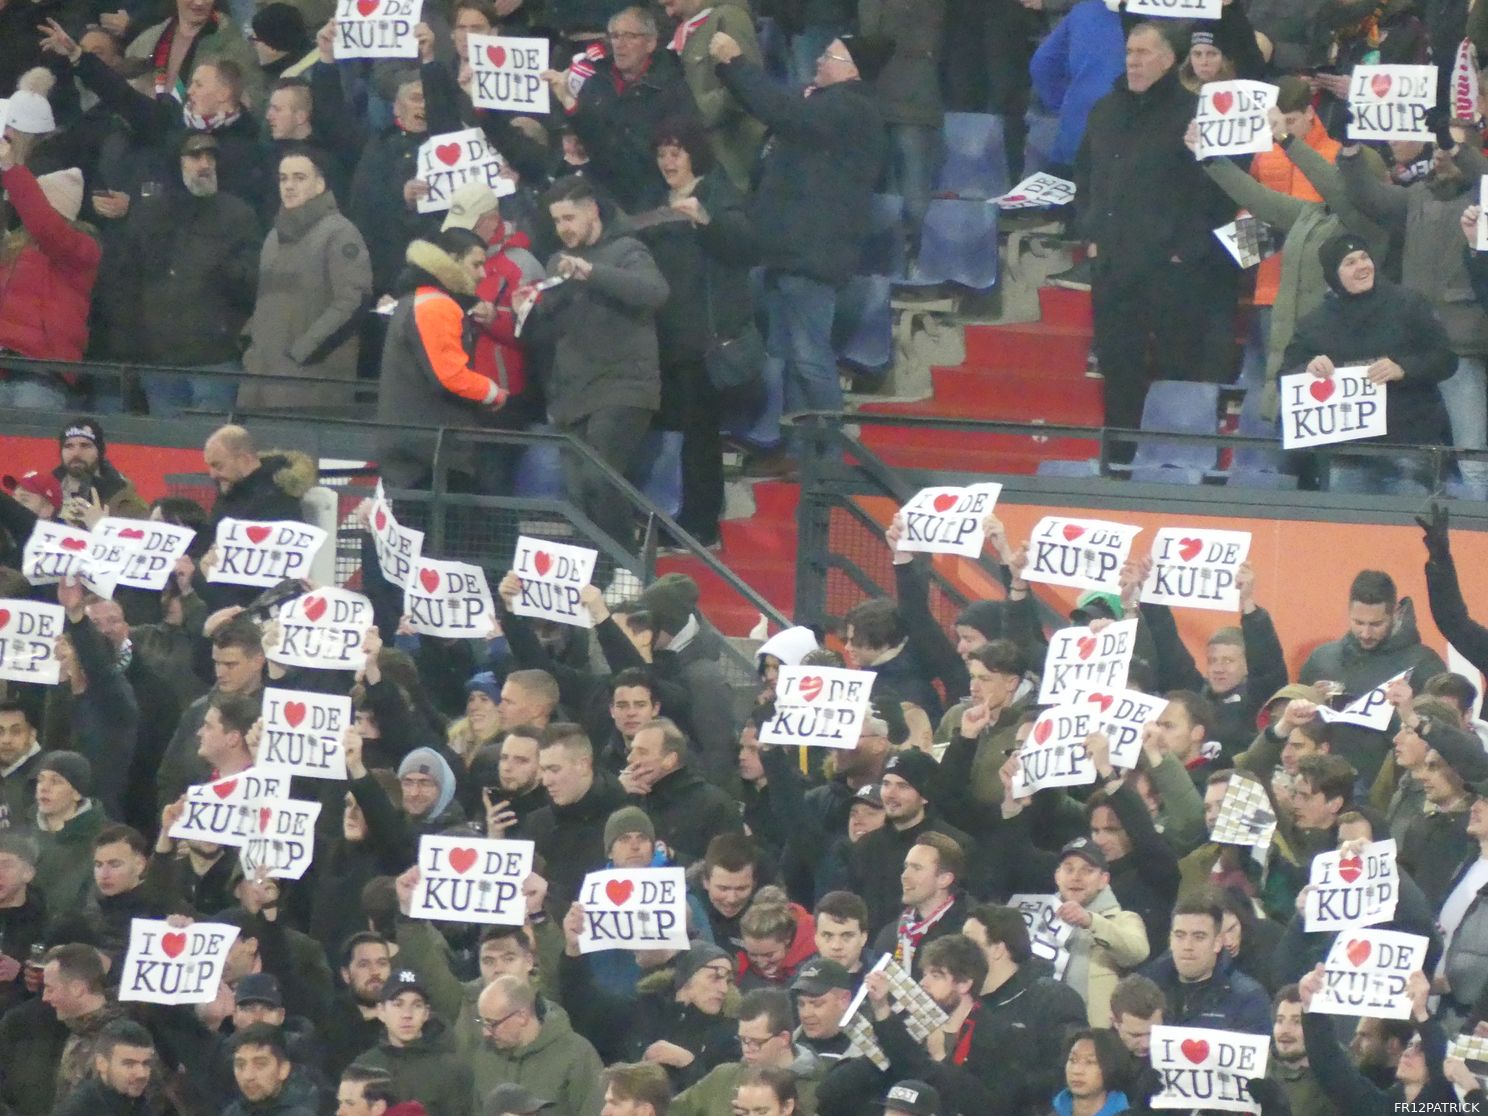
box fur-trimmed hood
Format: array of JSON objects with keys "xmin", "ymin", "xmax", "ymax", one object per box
[
  {"xmin": 258, "ymin": 450, "xmax": 318, "ymax": 498},
  {"xmin": 402, "ymin": 239, "xmax": 476, "ymax": 297}
]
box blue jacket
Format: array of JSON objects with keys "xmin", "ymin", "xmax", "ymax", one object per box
[
  {"xmin": 1052, "ymin": 1089, "xmax": 1129, "ymax": 1116},
  {"xmin": 1030, "ymin": 0, "xmax": 1125, "ymax": 166},
  {"xmin": 1142, "ymin": 952, "xmax": 1272, "ymax": 1035}
]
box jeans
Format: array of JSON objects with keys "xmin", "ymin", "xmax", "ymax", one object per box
[
  {"xmin": 1237, "ymin": 305, "xmax": 1272, "ymax": 389},
  {"xmin": 762, "ymin": 271, "xmax": 841, "ymax": 448},
  {"xmin": 0, "ymin": 375, "xmax": 67, "ymax": 410},
  {"xmin": 1325, "ymin": 452, "xmax": 1434, "ymax": 496},
  {"xmin": 559, "ymin": 405, "xmax": 655, "ymax": 556},
  {"xmin": 1442, "ymin": 355, "xmax": 1488, "ymax": 494},
  {"xmin": 886, "ymin": 125, "xmax": 944, "ymax": 252},
  {"xmin": 144, "ymin": 363, "xmax": 240, "ymax": 417}
]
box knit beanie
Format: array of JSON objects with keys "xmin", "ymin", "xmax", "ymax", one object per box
[
  {"xmin": 38, "ymin": 750, "xmax": 92, "ymax": 797},
  {"xmin": 673, "ymin": 942, "xmax": 731, "ymax": 988},
  {"xmin": 882, "ymin": 748, "xmax": 938, "ymax": 799},
  {"xmin": 59, "ymin": 417, "xmax": 106, "ymax": 458},
  {"xmin": 1319, "ymin": 233, "xmax": 1372, "ymax": 295},
  {"xmin": 251, "ymin": 3, "xmax": 311, "ymax": 54},
  {"xmin": 839, "ymin": 34, "xmax": 894, "ymax": 84},
  {"xmin": 604, "ymin": 805, "xmax": 656, "ymax": 850},
  {"xmin": 35, "ymin": 168, "xmax": 83, "ymax": 222},
  {"xmin": 954, "ymin": 601, "xmax": 1005, "ymax": 642},
  {"xmin": 465, "ymin": 671, "xmax": 502, "ymax": 704},
  {"xmin": 8, "ymin": 68, "xmax": 56, "ymax": 134},
  {"xmin": 637, "ymin": 574, "xmax": 698, "ymax": 636}
]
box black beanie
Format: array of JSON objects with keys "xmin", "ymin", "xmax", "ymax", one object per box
[
  {"xmin": 955, "ymin": 600, "xmax": 1005, "ymax": 642},
  {"xmin": 38, "ymin": 750, "xmax": 93, "ymax": 797},
  {"xmin": 252, "ymin": 3, "xmax": 311, "ymax": 54},
  {"xmin": 59, "ymin": 417, "xmax": 105, "ymax": 458},
  {"xmin": 839, "ymin": 34, "xmax": 895, "ymax": 84},
  {"xmin": 1319, "ymin": 233, "xmax": 1372, "ymax": 295}
]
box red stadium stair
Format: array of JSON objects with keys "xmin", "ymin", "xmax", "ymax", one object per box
[{"xmin": 661, "ymin": 286, "xmax": 1099, "ymax": 632}]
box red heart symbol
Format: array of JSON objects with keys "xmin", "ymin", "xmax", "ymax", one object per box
[
  {"xmin": 1003, "ymin": 194, "xmax": 1027, "ymax": 203},
  {"xmin": 246, "ymin": 526, "xmax": 272, "ymax": 544},
  {"xmin": 59, "ymin": 538, "xmax": 87, "ymax": 552},
  {"xmin": 1033, "ymin": 719, "xmax": 1053, "ymax": 745},
  {"xmin": 1062, "ymin": 524, "xmax": 1085, "ymax": 542},
  {"xmin": 161, "ymin": 932, "xmax": 187, "ymax": 959},
  {"xmin": 435, "ymin": 143, "xmax": 462, "ymax": 167},
  {"xmin": 448, "ymin": 847, "xmax": 478, "ymax": 874},
  {"xmin": 533, "ymin": 551, "xmax": 553, "ymax": 576},
  {"xmin": 1211, "ymin": 91, "xmax": 1234, "ymax": 114},
  {"xmin": 356, "ymin": 0, "xmax": 378, "ymax": 14},
  {"xmin": 118, "ymin": 527, "xmax": 145, "ymax": 540},
  {"xmin": 374, "ymin": 508, "xmax": 387, "ymax": 531},
  {"xmin": 605, "ymin": 879, "xmax": 634, "ymax": 905},
  {"xmin": 259, "ymin": 807, "xmax": 273, "ymax": 833},
  {"xmin": 487, "ymin": 44, "xmax": 507, "ymax": 67},
  {"xmin": 212, "ymin": 779, "xmax": 238, "ymax": 799},
  {"xmin": 931, "ymin": 493, "xmax": 958, "ymax": 513},
  {"xmin": 1089, "ymin": 693, "xmax": 1114, "ymax": 713},
  {"xmin": 1309, "ymin": 378, "xmax": 1335, "ymax": 403},
  {"xmin": 1177, "ymin": 537, "xmax": 1203, "ymax": 562},
  {"xmin": 1371, "ymin": 73, "xmax": 1392, "ymax": 98},
  {"xmin": 1338, "ymin": 855, "xmax": 1363, "ymax": 883},
  {"xmin": 1181, "ymin": 1039, "xmax": 1210, "ymax": 1065},
  {"xmin": 301, "ymin": 596, "xmax": 327, "ymax": 622},
  {"xmin": 419, "ymin": 568, "xmax": 440, "ymax": 593},
  {"xmin": 1077, "ymin": 636, "xmax": 1097, "ymax": 660},
  {"xmin": 0, "ymin": 610, "xmax": 10, "ymax": 632},
  {"xmin": 798, "ymin": 675, "xmax": 824, "ymax": 702},
  {"xmin": 1346, "ymin": 938, "xmax": 1372, "ymax": 966},
  {"xmin": 283, "ymin": 702, "xmax": 307, "ymax": 728}
]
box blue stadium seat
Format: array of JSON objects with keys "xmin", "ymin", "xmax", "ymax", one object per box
[
  {"xmin": 512, "ymin": 430, "xmax": 682, "ymax": 520},
  {"xmin": 1022, "ymin": 112, "xmax": 1061, "ymax": 179},
  {"xmin": 1224, "ymin": 387, "xmax": 1296, "ymax": 485},
  {"xmin": 938, "ymin": 113, "xmax": 1010, "ymax": 199},
  {"xmin": 1129, "ymin": 466, "xmax": 1209, "ymax": 486},
  {"xmin": 899, "ymin": 199, "xmax": 998, "ymax": 290},
  {"xmin": 861, "ymin": 194, "xmax": 907, "ymax": 278},
  {"xmin": 1036, "ymin": 459, "xmax": 1101, "ymax": 477},
  {"xmin": 835, "ymin": 275, "xmax": 894, "ymax": 373},
  {"xmin": 1121, "ymin": 381, "xmax": 1221, "ymax": 474}
]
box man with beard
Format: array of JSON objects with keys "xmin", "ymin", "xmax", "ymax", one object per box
[
  {"xmin": 53, "ymin": 420, "xmax": 147, "ymax": 525},
  {"xmin": 225, "ymin": 1025, "xmax": 317, "ymax": 1116},
  {"xmin": 325, "ymin": 933, "xmax": 394, "ymax": 1076},
  {"xmin": 473, "ymin": 729, "xmax": 550, "ymax": 838},
  {"xmin": 0, "ymin": 703, "xmax": 44, "ymax": 830},
  {"xmin": 1269, "ymin": 985, "xmax": 1333, "ymax": 1116},
  {"xmin": 53, "ymin": 1020, "xmax": 157, "ymax": 1116}
]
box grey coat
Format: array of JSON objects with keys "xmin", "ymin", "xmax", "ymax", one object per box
[
  {"xmin": 525, "ymin": 228, "xmax": 669, "ymax": 424},
  {"xmin": 860, "ymin": 0, "xmax": 945, "ymax": 129},
  {"xmin": 242, "ymin": 190, "xmax": 371, "ymax": 408}
]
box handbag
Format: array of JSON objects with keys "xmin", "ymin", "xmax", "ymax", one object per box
[{"xmin": 702, "ymin": 258, "xmax": 765, "ymax": 398}]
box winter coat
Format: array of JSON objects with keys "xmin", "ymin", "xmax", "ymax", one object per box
[
  {"xmin": 1244, "ymin": 0, "xmax": 1331, "ymax": 71},
  {"xmin": 716, "ymin": 59, "xmax": 886, "ymax": 287},
  {"xmin": 862, "ymin": 644, "xmax": 944, "ymax": 724},
  {"xmin": 467, "ymin": 1002, "xmax": 605, "ymax": 1116},
  {"xmin": 872, "ymin": 891, "xmax": 969, "ymax": 978},
  {"xmin": 29, "ymin": 800, "xmax": 107, "ymax": 917},
  {"xmin": 568, "ymin": 51, "xmax": 701, "ymax": 212},
  {"xmin": 208, "ymin": 451, "xmax": 316, "ymax": 530},
  {"xmin": 1249, "ymin": 117, "xmax": 1341, "ymax": 308},
  {"xmin": 0, "ymin": 887, "xmax": 45, "ymax": 1016},
  {"xmin": 981, "ymin": 964, "xmax": 1091, "ymax": 1115},
  {"xmin": 1270, "ymin": 1050, "xmax": 1336, "ymax": 1116},
  {"xmin": 1074, "ymin": 68, "xmax": 1232, "ymax": 288},
  {"xmin": 356, "ymin": 1018, "xmax": 472, "ymax": 1116},
  {"xmin": 1302, "ymin": 1011, "xmax": 1457, "ymax": 1116},
  {"xmin": 60, "ymin": 613, "xmax": 139, "ymax": 819},
  {"xmin": 50, "ymin": 1072, "xmax": 157, "ymax": 1116},
  {"xmin": 1062, "ymin": 887, "xmax": 1150, "ymax": 1027},
  {"xmin": 522, "ymin": 227, "xmax": 669, "ymax": 424},
  {"xmin": 1425, "ymin": 549, "xmax": 1488, "ymax": 680},
  {"xmin": 1297, "ymin": 598, "xmax": 1447, "ymax": 784},
  {"xmin": 673, "ymin": 1047, "xmax": 822, "ymax": 1116},
  {"xmin": 51, "ymin": 459, "xmax": 151, "ymax": 521},
  {"xmin": 221, "ymin": 1089, "xmax": 318, "ymax": 1116},
  {"xmin": 936, "ymin": 703, "xmax": 1029, "ymax": 814},
  {"xmin": 0, "ymin": 747, "xmax": 43, "ymax": 831},
  {"xmin": 0, "ymin": 166, "xmax": 101, "ymax": 361},
  {"xmin": 349, "ymin": 126, "xmax": 439, "ymax": 295},
  {"xmin": 637, "ymin": 764, "xmax": 744, "ymax": 864},
  {"xmin": 472, "ymin": 223, "xmax": 544, "ymax": 399},
  {"xmin": 651, "ymin": 623, "xmax": 742, "ymax": 786},
  {"xmin": 1030, "ymin": 1, "xmax": 1125, "ymax": 167},
  {"xmin": 374, "ymin": 241, "xmax": 502, "ymax": 485},
  {"xmin": 116, "ymin": 187, "xmax": 260, "ymax": 365},
  {"xmin": 849, "ymin": 812, "xmax": 978, "ymax": 936},
  {"xmin": 1438, "ymin": 853, "xmax": 1488, "ymax": 1015},
  {"xmin": 525, "ymin": 773, "xmax": 629, "ymax": 903},
  {"xmin": 241, "ymin": 191, "xmax": 370, "ymax": 408},
  {"xmin": 860, "ymin": 0, "xmax": 945, "ymax": 129},
  {"xmin": 123, "ymin": 12, "xmax": 265, "ymax": 111},
  {"xmin": 1143, "ymin": 952, "xmax": 1271, "ymax": 1034},
  {"xmin": 671, "ymin": 6, "xmax": 767, "ymax": 189}
]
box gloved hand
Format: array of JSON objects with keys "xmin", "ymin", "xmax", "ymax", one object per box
[
  {"xmin": 1415, "ymin": 501, "xmax": 1451, "ymax": 563},
  {"xmin": 1246, "ymin": 1077, "xmax": 1291, "ymax": 1116},
  {"xmin": 1426, "ymin": 105, "xmax": 1456, "ymax": 151}
]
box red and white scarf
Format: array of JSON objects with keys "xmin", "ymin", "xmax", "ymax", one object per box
[
  {"xmin": 894, "ymin": 895, "xmax": 956, "ymax": 971},
  {"xmin": 669, "ymin": 9, "xmax": 713, "ymax": 53},
  {"xmin": 150, "ymin": 14, "xmax": 219, "ymax": 100},
  {"xmin": 567, "ymin": 40, "xmax": 608, "ymax": 98}
]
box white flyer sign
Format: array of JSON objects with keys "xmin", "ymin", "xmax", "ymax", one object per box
[
  {"xmin": 895, "ymin": 483, "xmax": 1003, "ymax": 557},
  {"xmin": 1151, "ymin": 1026, "xmax": 1269, "ymax": 1113},
  {"xmin": 1279, "ymin": 367, "xmax": 1387, "ymax": 449},
  {"xmin": 264, "ymin": 588, "xmax": 373, "ymax": 672},
  {"xmin": 576, "ymin": 867, "xmax": 689, "ymax": 953},
  {"xmin": 1305, "ymin": 839, "xmax": 1400, "ymax": 931},
  {"xmin": 998, "ymin": 173, "xmax": 1075, "ymax": 209},
  {"xmin": 332, "ymin": 0, "xmax": 422, "ymax": 58},
  {"xmin": 22, "ymin": 520, "xmax": 135, "ymax": 598},
  {"xmin": 1348, "ymin": 65, "xmax": 1438, "ymax": 142},
  {"xmin": 370, "ymin": 483, "xmax": 423, "ymax": 590},
  {"xmin": 1008, "ymin": 894, "xmax": 1075, "ymax": 978},
  {"xmin": 759, "ymin": 665, "xmax": 874, "ymax": 748},
  {"xmin": 404, "ymin": 557, "xmax": 496, "ymax": 638},
  {"xmin": 259, "ymin": 688, "xmax": 351, "ymax": 781},
  {"xmin": 1315, "ymin": 669, "xmax": 1410, "ymax": 731},
  {"xmin": 1141, "ymin": 528, "xmax": 1252, "ymax": 612},
  {"xmin": 207, "ymin": 518, "xmax": 327, "ymax": 588},
  {"xmin": 1211, "ymin": 773, "xmax": 1277, "ymax": 861},
  {"xmin": 416, "ymin": 128, "xmax": 513, "ymax": 214},
  {"xmin": 1214, "ymin": 215, "xmax": 1281, "ymax": 269},
  {"xmin": 1196, "ymin": 81, "xmax": 1279, "ymax": 159},
  {"xmin": 1011, "ymin": 706, "xmax": 1097, "ymax": 794},
  {"xmin": 1024, "ymin": 516, "xmax": 1141, "ymax": 594},
  {"xmin": 1479, "ymin": 177, "xmax": 1488, "ymax": 252},
  {"xmin": 168, "ymin": 770, "xmax": 291, "ymax": 848},
  {"xmin": 118, "ymin": 919, "xmax": 240, "ymax": 1005},
  {"xmin": 1038, "ymin": 618, "xmax": 1138, "ymax": 704},
  {"xmin": 1086, "ymin": 688, "xmax": 1169, "ymax": 769},
  {"xmin": 94, "ymin": 518, "xmax": 195, "ymax": 592},
  {"xmin": 1310, "ymin": 929, "xmax": 1428, "ymax": 1019},
  {"xmin": 510, "ymin": 536, "xmax": 599, "ymax": 628},
  {"xmin": 469, "ymin": 34, "xmax": 550, "ymax": 114},
  {"xmin": 409, "ymin": 835, "xmax": 535, "ymax": 925},
  {"xmin": 238, "ymin": 799, "xmax": 322, "ymax": 880},
  {"xmin": 0, "ymin": 600, "xmax": 63, "ymax": 685},
  {"xmin": 1125, "ymin": 0, "xmax": 1220, "ymax": 17}
]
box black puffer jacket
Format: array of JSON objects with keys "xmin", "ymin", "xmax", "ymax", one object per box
[{"xmin": 525, "ymin": 773, "xmax": 629, "ymax": 903}]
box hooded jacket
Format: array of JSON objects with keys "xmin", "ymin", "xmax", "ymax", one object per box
[
  {"xmin": 469, "ymin": 1001, "xmax": 605, "ymax": 1116},
  {"xmin": 31, "ymin": 800, "xmax": 107, "ymax": 916},
  {"xmin": 51, "ymin": 458, "xmax": 149, "ymax": 521},
  {"xmin": 473, "ymin": 222, "xmax": 544, "ymax": 400},
  {"xmin": 356, "ymin": 1017, "xmax": 471, "ymax": 1116},
  {"xmin": 1030, "ymin": 0, "xmax": 1126, "ymax": 166},
  {"xmin": 737, "ymin": 901, "xmax": 818, "ymax": 990},
  {"xmin": 1062, "ymin": 886, "xmax": 1150, "ymax": 1027},
  {"xmin": 0, "ymin": 165, "xmax": 101, "ymax": 361},
  {"xmin": 756, "ymin": 628, "xmax": 819, "ymax": 672},
  {"xmin": 207, "ymin": 452, "xmax": 316, "ymax": 530}
]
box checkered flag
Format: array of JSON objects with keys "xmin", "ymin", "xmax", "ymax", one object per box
[
  {"xmin": 1211, "ymin": 773, "xmax": 1277, "ymax": 864},
  {"xmin": 838, "ymin": 956, "xmax": 949, "ymax": 1072}
]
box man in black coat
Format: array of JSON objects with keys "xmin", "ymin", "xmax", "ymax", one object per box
[
  {"xmin": 52, "ymin": 1019, "xmax": 159, "ymax": 1116},
  {"xmin": 1073, "ymin": 22, "xmax": 1235, "ymax": 449},
  {"xmin": 622, "ymin": 718, "xmax": 743, "ymax": 863},
  {"xmin": 525, "ymin": 726, "xmax": 629, "ymax": 903},
  {"xmin": 712, "ymin": 30, "xmax": 887, "ymax": 467},
  {"xmin": 0, "ymin": 833, "xmax": 46, "ymax": 1017}
]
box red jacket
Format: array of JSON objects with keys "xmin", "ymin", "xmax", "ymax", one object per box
[
  {"xmin": 0, "ymin": 166, "xmax": 101, "ymax": 360},
  {"xmin": 473, "ymin": 224, "xmax": 537, "ymax": 398},
  {"xmin": 735, "ymin": 903, "xmax": 817, "ymax": 986}
]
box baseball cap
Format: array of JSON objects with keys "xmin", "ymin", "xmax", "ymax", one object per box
[
  {"xmin": 851, "ymin": 783, "xmax": 884, "ymax": 809},
  {"xmin": 379, "ymin": 968, "xmax": 431, "ymax": 1004},
  {"xmin": 791, "ymin": 959, "xmax": 853, "ymax": 996},
  {"xmin": 1059, "ymin": 836, "xmax": 1108, "ymax": 871},
  {"xmin": 3, "ymin": 470, "xmax": 62, "ymax": 512},
  {"xmin": 1070, "ymin": 590, "xmax": 1122, "ymax": 624},
  {"xmin": 234, "ymin": 973, "xmax": 283, "ymax": 1008},
  {"xmin": 483, "ymin": 1084, "xmax": 554, "ymax": 1116},
  {"xmin": 443, "ymin": 180, "xmax": 501, "ymax": 232},
  {"xmin": 880, "ymin": 1080, "xmax": 940, "ymax": 1116},
  {"xmin": 180, "ymin": 130, "xmax": 220, "ymax": 156}
]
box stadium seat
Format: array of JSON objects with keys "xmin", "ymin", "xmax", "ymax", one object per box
[
  {"xmin": 1116, "ymin": 380, "xmax": 1221, "ymax": 474},
  {"xmin": 629, "ymin": 430, "xmax": 683, "ymax": 518},
  {"xmin": 835, "ymin": 275, "xmax": 894, "ymax": 373},
  {"xmin": 1022, "ymin": 112, "xmax": 1061, "ymax": 179},
  {"xmin": 1036, "ymin": 459, "xmax": 1101, "ymax": 478},
  {"xmin": 861, "ymin": 194, "xmax": 907, "ymax": 278},
  {"xmin": 938, "ymin": 113, "xmax": 1010, "ymax": 199},
  {"xmin": 1129, "ymin": 466, "xmax": 1209, "ymax": 486},
  {"xmin": 1223, "ymin": 387, "xmax": 1296, "ymax": 486},
  {"xmin": 899, "ymin": 200, "xmax": 998, "ymax": 290}
]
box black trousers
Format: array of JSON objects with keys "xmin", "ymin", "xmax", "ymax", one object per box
[
  {"xmin": 559, "ymin": 404, "xmax": 655, "ymax": 552},
  {"xmin": 661, "ymin": 359, "xmax": 724, "ymax": 540}
]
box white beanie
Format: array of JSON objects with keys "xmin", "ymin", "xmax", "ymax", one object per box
[
  {"xmin": 8, "ymin": 68, "xmax": 57, "ymax": 135},
  {"xmin": 36, "ymin": 168, "xmax": 84, "ymax": 222}
]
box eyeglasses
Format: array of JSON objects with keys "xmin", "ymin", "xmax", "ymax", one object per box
[
  {"xmin": 739, "ymin": 1034, "xmax": 781, "ymax": 1051},
  {"xmin": 819, "ymin": 51, "xmax": 851, "ymax": 63},
  {"xmin": 476, "ymin": 1008, "xmax": 523, "ymax": 1032},
  {"xmin": 608, "ymin": 30, "xmax": 650, "ymax": 41}
]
